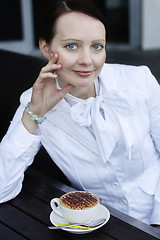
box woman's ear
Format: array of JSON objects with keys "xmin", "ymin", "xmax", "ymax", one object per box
[{"xmin": 39, "ymin": 38, "xmax": 50, "ymax": 60}]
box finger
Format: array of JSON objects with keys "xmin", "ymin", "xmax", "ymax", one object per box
[
  {"xmin": 41, "ymin": 63, "xmax": 61, "ymax": 74},
  {"xmin": 36, "ymin": 73, "xmax": 57, "ymax": 85},
  {"xmin": 48, "ymin": 53, "xmax": 62, "ymax": 72},
  {"xmin": 58, "ymin": 84, "xmax": 74, "ymax": 98},
  {"xmin": 49, "ymin": 52, "xmax": 59, "ymax": 64},
  {"xmin": 41, "ymin": 72, "xmax": 58, "ymax": 79}
]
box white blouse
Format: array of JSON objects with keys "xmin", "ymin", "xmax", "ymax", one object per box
[{"xmin": 0, "ymin": 63, "xmax": 160, "ymax": 225}]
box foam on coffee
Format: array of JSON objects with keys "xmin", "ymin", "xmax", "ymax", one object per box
[{"xmin": 59, "ymin": 191, "xmax": 99, "ymax": 210}]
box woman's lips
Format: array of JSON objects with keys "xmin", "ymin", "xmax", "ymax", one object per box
[{"xmin": 74, "ymin": 71, "xmax": 93, "ymax": 77}]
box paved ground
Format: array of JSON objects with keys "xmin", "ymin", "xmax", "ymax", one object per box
[{"xmin": 106, "ymin": 49, "xmax": 160, "ymax": 83}]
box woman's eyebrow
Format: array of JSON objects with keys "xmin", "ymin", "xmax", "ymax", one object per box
[
  {"xmin": 92, "ymin": 39, "xmax": 105, "ymax": 42},
  {"xmin": 60, "ymin": 39, "xmax": 105, "ymax": 43},
  {"xmin": 60, "ymin": 39, "xmax": 82, "ymax": 42}
]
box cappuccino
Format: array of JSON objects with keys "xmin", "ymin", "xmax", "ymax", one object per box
[
  {"xmin": 51, "ymin": 191, "xmax": 100, "ymax": 224},
  {"xmin": 59, "ymin": 191, "xmax": 99, "ymax": 210}
]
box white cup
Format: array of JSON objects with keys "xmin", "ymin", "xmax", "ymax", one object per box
[{"xmin": 50, "ymin": 191, "xmax": 99, "ymax": 224}]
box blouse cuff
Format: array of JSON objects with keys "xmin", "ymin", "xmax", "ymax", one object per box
[{"xmin": 3, "ymin": 120, "xmax": 41, "ymax": 159}]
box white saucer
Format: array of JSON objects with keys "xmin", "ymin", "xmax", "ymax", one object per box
[{"xmin": 49, "ymin": 204, "xmax": 110, "ymax": 234}]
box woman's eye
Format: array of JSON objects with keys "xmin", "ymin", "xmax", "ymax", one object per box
[
  {"xmin": 66, "ymin": 44, "xmax": 77, "ymax": 50},
  {"xmin": 93, "ymin": 44, "xmax": 103, "ymax": 51}
]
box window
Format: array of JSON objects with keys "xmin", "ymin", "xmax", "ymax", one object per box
[
  {"xmin": 0, "ymin": 0, "xmax": 34, "ymax": 54},
  {"xmin": 0, "ymin": 0, "xmax": 141, "ymax": 55},
  {"xmin": 0, "ymin": 0, "xmax": 22, "ymax": 41}
]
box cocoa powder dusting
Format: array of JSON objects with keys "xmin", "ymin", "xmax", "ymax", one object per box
[{"xmin": 60, "ymin": 191, "xmax": 99, "ymax": 210}]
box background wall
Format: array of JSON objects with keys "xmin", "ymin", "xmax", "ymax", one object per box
[{"xmin": 142, "ymin": 0, "xmax": 160, "ymax": 49}]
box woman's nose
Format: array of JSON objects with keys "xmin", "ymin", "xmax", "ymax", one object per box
[{"xmin": 78, "ymin": 49, "xmax": 92, "ymax": 66}]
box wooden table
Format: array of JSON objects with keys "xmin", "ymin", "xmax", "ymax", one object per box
[{"xmin": 0, "ymin": 168, "xmax": 160, "ymax": 240}]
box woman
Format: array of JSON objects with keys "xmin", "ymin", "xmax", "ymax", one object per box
[{"xmin": 0, "ymin": 0, "xmax": 160, "ymax": 228}]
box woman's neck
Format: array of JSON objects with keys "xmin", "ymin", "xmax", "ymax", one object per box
[{"xmin": 68, "ymin": 84, "xmax": 96, "ymax": 99}]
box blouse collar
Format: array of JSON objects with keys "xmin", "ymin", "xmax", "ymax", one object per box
[{"xmin": 69, "ymin": 71, "xmax": 135, "ymax": 163}]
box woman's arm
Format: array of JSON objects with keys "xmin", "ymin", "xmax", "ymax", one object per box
[
  {"xmin": 0, "ymin": 102, "xmax": 41, "ymax": 203},
  {"xmin": 0, "ymin": 53, "xmax": 73, "ymax": 203},
  {"xmin": 22, "ymin": 53, "xmax": 73, "ymax": 133}
]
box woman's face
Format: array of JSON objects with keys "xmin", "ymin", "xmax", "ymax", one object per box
[{"xmin": 48, "ymin": 12, "xmax": 106, "ymax": 96}]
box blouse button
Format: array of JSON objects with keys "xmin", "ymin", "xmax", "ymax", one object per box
[
  {"xmin": 112, "ymin": 182, "xmax": 119, "ymax": 189},
  {"xmin": 106, "ymin": 162, "xmax": 112, "ymax": 170},
  {"xmin": 120, "ymin": 199, "xmax": 127, "ymax": 205}
]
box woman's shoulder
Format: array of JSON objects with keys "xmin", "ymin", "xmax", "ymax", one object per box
[
  {"xmin": 101, "ymin": 63, "xmax": 151, "ymax": 78},
  {"xmin": 100, "ymin": 63, "xmax": 157, "ymax": 92}
]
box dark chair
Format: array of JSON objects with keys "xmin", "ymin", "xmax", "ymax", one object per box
[{"xmin": 0, "ymin": 49, "xmax": 70, "ymax": 185}]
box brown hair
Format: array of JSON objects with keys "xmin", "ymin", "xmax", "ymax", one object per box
[{"xmin": 40, "ymin": 0, "xmax": 107, "ymax": 44}]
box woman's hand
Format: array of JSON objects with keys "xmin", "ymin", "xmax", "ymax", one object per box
[
  {"xmin": 30, "ymin": 53, "xmax": 73, "ymax": 115},
  {"xmin": 22, "ymin": 53, "xmax": 73, "ymax": 133}
]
